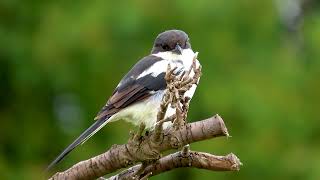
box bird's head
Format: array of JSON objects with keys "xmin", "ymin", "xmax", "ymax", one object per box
[{"xmin": 151, "ymin": 30, "xmax": 191, "ymax": 55}]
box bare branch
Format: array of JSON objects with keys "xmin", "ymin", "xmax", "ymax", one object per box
[
  {"xmin": 49, "ymin": 115, "xmax": 229, "ymax": 180},
  {"xmin": 108, "ymin": 151, "xmax": 242, "ymax": 180}
]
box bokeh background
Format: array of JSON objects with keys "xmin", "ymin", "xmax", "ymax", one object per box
[{"xmin": 1, "ymin": 0, "xmax": 320, "ymax": 179}]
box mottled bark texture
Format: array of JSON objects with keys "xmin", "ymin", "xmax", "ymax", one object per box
[
  {"xmin": 49, "ymin": 115, "xmax": 238, "ymax": 180},
  {"xmin": 109, "ymin": 151, "xmax": 241, "ymax": 180}
]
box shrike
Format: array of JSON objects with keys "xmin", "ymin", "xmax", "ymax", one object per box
[{"xmin": 47, "ymin": 30, "xmax": 200, "ymax": 170}]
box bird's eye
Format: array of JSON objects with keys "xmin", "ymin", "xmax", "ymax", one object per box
[{"xmin": 161, "ymin": 44, "xmax": 170, "ymax": 51}]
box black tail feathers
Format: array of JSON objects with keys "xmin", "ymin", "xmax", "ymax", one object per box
[{"xmin": 46, "ymin": 118, "xmax": 109, "ymax": 171}]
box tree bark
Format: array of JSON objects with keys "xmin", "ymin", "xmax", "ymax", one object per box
[
  {"xmin": 49, "ymin": 115, "xmax": 236, "ymax": 180},
  {"xmin": 108, "ymin": 151, "xmax": 241, "ymax": 180}
]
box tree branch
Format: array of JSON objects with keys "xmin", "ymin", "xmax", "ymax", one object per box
[
  {"xmin": 49, "ymin": 115, "xmax": 230, "ymax": 180},
  {"xmin": 108, "ymin": 151, "xmax": 242, "ymax": 180}
]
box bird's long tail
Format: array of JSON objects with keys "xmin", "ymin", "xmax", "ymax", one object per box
[{"xmin": 46, "ymin": 117, "xmax": 110, "ymax": 171}]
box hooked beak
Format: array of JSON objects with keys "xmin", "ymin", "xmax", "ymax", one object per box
[{"xmin": 173, "ymin": 44, "xmax": 182, "ymax": 54}]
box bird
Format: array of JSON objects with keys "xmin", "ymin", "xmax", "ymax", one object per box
[{"xmin": 47, "ymin": 29, "xmax": 200, "ymax": 171}]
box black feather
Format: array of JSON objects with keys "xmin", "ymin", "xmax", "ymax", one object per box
[{"xmin": 46, "ymin": 118, "xmax": 109, "ymax": 171}]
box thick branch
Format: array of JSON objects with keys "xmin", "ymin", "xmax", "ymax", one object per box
[
  {"xmin": 49, "ymin": 115, "xmax": 229, "ymax": 180},
  {"xmin": 109, "ymin": 151, "xmax": 242, "ymax": 180}
]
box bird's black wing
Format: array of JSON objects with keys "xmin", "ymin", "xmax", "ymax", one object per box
[
  {"xmin": 94, "ymin": 55, "xmax": 167, "ymax": 120},
  {"xmin": 47, "ymin": 55, "xmax": 166, "ymax": 171}
]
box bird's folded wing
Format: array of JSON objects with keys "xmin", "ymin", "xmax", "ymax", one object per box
[{"xmin": 95, "ymin": 55, "xmax": 166, "ymax": 121}]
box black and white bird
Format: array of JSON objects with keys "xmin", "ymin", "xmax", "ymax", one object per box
[{"xmin": 47, "ymin": 29, "xmax": 200, "ymax": 170}]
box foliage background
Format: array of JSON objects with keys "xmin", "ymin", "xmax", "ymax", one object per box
[{"xmin": 1, "ymin": 0, "xmax": 320, "ymax": 179}]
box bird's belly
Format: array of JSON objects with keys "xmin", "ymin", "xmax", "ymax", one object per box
[
  {"xmin": 109, "ymin": 85, "xmax": 197, "ymax": 129},
  {"xmin": 108, "ymin": 90, "xmax": 171, "ymax": 129}
]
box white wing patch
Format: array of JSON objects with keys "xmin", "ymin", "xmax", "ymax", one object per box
[
  {"xmin": 137, "ymin": 48, "xmax": 197, "ymax": 80},
  {"xmin": 137, "ymin": 60, "xmax": 170, "ymax": 79}
]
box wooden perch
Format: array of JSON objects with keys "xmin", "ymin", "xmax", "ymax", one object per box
[
  {"xmin": 49, "ymin": 115, "xmax": 234, "ymax": 180},
  {"xmin": 108, "ymin": 151, "xmax": 241, "ymax": 180}
]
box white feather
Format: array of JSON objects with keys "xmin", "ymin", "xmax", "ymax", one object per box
[{"xmin": 137, "ymin": 60, "xmax": 169, "ymax": 79}]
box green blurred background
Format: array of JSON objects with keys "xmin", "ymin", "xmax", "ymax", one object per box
[{"xmin": 1, "ymin": 0, "xmax": 320, "ymax": 179}]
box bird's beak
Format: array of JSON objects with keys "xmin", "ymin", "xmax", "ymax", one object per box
[{"xmin": 173, "ymin": 44, "xmax": 182, "ymax": 54}]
